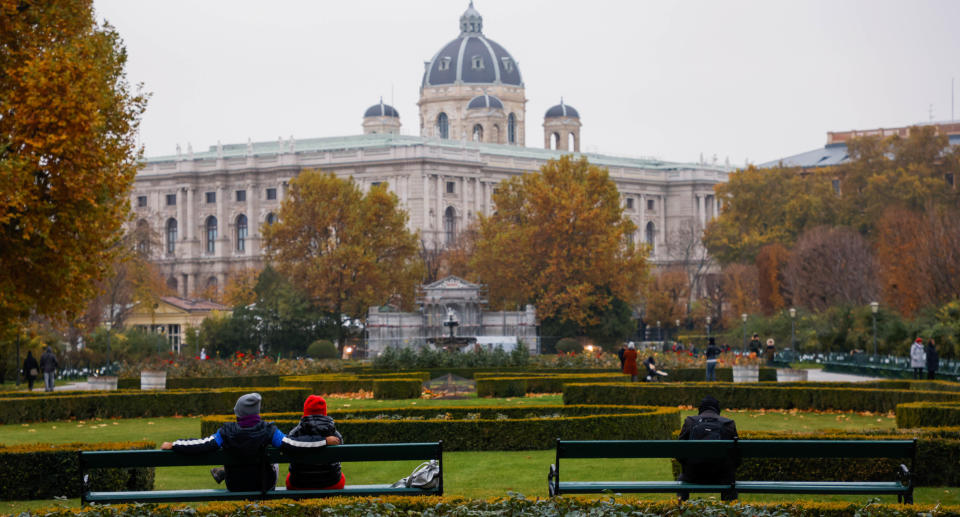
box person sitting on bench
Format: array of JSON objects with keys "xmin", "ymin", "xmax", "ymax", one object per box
[
  {"xmin": 676, "ymin": 395, "xmax": 740, "ymax": 501},
  {"xmin": 161, "ymin": 393, "xmax": 340, "ymax": 492},
  {"xmin": 286, "ymin": 395, "xmax": 346, "ymax": 490}
]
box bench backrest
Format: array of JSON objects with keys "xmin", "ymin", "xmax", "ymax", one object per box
[
  {"xmin": 80, "ymin": 442, "xmax": 443, "ymax": 469},
  {"xmin": 555, "ymin": 439, "xmax": 916, "ymax": 460}
]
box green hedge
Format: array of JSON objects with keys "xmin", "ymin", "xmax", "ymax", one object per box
[
  {"xmin": 0, "ymin": 441, "xmax": 154, "ymax": 500},
  {"xmin": 279, "ymin": 372, "xmax": 427, "ymax": 396},
  {"xmin": 343, "ymin": 367, "xmax": 612, "ymax": 379},
  {"xmin": 117, "ymin": 375, "xmax": 281, "ymax": 390},
  {"xmin": 897, "ymin": 401, "xmax": 960, "ymax": 428},
  {"xmin": 16, "ymin": 496, "xmax": 956, "ymax": 516},
  {"xmin": 0, "ymin": 387, "xmax": 310, "ymax": 424},
  {"xmin": 201, "ymin": 404, "xmax": 679, "ymax": 451},
  {"xmin": 667, "ymin": 429, "xmax": 960, "ymax": 488},
  {"xmin": 563, "ymin": 382, "xmax": 960, "ymax": 412},
  {"xmin": 476, "ymin": 373, "xmax": 626, "ymax": 397},
  {"xmin": 372, "ymin": 379, "xmax": 423, "ymax": 399}
]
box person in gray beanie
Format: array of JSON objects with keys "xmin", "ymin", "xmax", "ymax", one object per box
[{"xmin": 162, "ymin": 393, "xmax": 340, "ymax": 491}]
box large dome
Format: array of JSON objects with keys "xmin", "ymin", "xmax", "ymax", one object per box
[{"xmin": 421, "ymin": 2, "xmax": 523, "ymax": 88}]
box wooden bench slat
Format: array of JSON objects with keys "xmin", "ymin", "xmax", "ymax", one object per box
[
  {"xmin": 738, "ymin": 440, "xmax": 916, "ymax": 458},
  {"xmin": 557, "ymin": 440, "xmax": 734, "ymax": 458},
  {"xmin": 85, "ymin": 485, "xmax": 434, "ymax": 504},
  {"xmin": 557, "ymin": 481, "xmax": 731, "ymax": 493}
]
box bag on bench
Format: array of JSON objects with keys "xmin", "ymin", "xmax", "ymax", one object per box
[{"xmin": 392, "ymin": 460, "xmax": 440, "ymax": 490}]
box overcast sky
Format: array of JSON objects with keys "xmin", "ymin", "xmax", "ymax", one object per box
[{"xmin": 93, "ymin": 0, "xmax": 960, "ymax": 166}]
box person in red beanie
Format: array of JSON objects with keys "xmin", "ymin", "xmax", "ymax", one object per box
[{"xmin": 286, "ymin": 395, "xmax": 346, "ymax": 490}]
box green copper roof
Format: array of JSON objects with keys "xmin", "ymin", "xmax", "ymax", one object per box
[{"xmin": 144, "ymin": 133, "xmax": 728, "ymax": 173}]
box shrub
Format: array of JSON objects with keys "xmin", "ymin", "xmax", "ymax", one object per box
[
  {"xmin": 372, "ymin": 379, "xmax": 423, "ymax": 399},
  {"xmin": 307, "ymin": 340, "xmax": 338, "ymax": 359},
  {"xmin": 117, "ymin": 374, "xmax": 281, "ymax": 390},
  {"xmin": 202, "ymin": 405, "xmax": 679, "ymax": 451},
  {"xmin": 0, "ymin": 387, "xmax": 310, "ymax": 424},
  {"xmin": 13, "ymin": 496, "xmax": 958, "ymax": 517},
  {"xmin": 280, "ymin": 372, "xmax": 430, "ymax": 395},
  {"xmin": 897, "ymin": 401, "xmax": 960, "ymax": 428},
  {"xmin": 371, "ymin": 344, "xmax": 531, "ymax": 370},
  {"xmin": 476, "ymin": 373, "xmax": 626, "ymax": 397},
  {"xmin": 563, "ymin": 381, "xmax": 960, "ymax": 412},
  {"xmin": 555, "ymin": 338, "xmax": 582, "ymax": 354},
  {"xmin": 0, "ymin": 441, "xmax": 154, "ymax": 500}
]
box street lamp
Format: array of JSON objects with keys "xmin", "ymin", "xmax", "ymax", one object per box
[
  {"xmin": 741, "ymin": 313, "xmax": 748, "ymax": 353},
  {"xmin": 675, "ymin": 319, "xmax": 681, "ymax": 342},
  {"xmin": 706, "ymin": 316, "xmax": 712, "ymax": 339},
  {"xmin": 870, "ymin": 301, "xmax": 879, "ymax": 358},
  {"xmin": 657, "ymin": 321, "xmax": 661, "ymax": 342},
  {"xmin": 789, "ymin": 307, "xmax": 797, "ymax": 352}
]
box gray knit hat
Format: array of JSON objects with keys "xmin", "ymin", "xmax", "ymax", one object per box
[{"xmin": 234, "ymin": 393, "xmax": 262, "ymax": 418}]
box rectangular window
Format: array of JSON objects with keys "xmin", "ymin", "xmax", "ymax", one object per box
[
  {"xmin": 137, "ymin": 196, "xmax": 147, "ymax": 208},
  {"xmin": 831, "ymin": 179, "xmax": 841, "ymax": 195},
  {"xmin": 446, "ymin": 181, "xmax": 456, "ymax": 194},
  {"xmin": 236, "ymin": 190, "xmax": 246, "ymax": 202},
  {"xmin": 166, "ymin": 194, "xmax": 176, "ymax": 206},
  {"xmin": 266, "ymin": 188, "xmax": 277, "ymax": 200},
  {"xmin": 205, "ymin": 192, "xmax": 216, "ymax": 204},
  {"xmin": 647, "ymin": 199, "xmax": 655, "ymax": 211},
  {"xmin": 626, "ymin": 198, "xmax": 634, "ymax": 210},
  {"xmin": 946, "ymin": 173, "xmax": 955, "ymax": 188}
]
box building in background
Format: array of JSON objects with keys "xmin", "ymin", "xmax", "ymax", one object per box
[
  {"xmin": 125, "ymin": 296, "xmax": 230, "ymax": 353},
  {"xmin": 131, "ymin": 3, "xmax": 729, "ymax": 298}
]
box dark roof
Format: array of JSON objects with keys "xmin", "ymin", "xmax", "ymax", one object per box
[
  {"xmin": 421, "ymin": 5, "xmax": 522, "ymax": 88},
  {"xmin": 467, "ymin": 93, "xmax": 503, "ymax": 110},
  {"xmin": 160, "ymin": 296, "xmax": 229, "ymax": 312},
  {"xmin": 545, "ymin": 102, "xmax": 579, "ymax": 118},
  {"xmin": 760, "ymin": 134, "xmax": 960, "ymax": 169},
  {"xmin": 364, "ymin": 102, "xmax": 399, "ymax": 118}
]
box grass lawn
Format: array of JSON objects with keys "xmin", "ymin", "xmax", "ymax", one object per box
[{"xmin": 0, "ymin": 395, "xmax": 938, "ymax": 514}]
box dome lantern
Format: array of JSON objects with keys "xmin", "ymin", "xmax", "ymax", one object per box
[{"xmin": 460, "ymin": 1, "xmax": 483, "ymax": 35}]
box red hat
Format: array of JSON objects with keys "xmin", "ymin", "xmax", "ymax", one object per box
[
  {"xmin": 303, "ymin": 395, "xmax": 327, "ymax": 417},
  {"xmin": 916, "ymin": 338, "xmax": 923, "ymax": 343}
]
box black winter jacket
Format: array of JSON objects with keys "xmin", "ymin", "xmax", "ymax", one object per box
[
  {"xmin": 287, "ymin": 415, "xmax": 344, "ymax": 488},
  {"xmin": 677, "ymin": 410, "xmax": 740, "ymax": 483},
  {"xmin": 173, "ymin": 421, "xmax": 281, "ymax": 492}
]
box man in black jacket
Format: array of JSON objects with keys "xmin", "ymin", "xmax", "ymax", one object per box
[
  {"xmin": 677, "ymin": 395, "xmax": 739, "ymax": 501},
  {"xmin": 161, "ymin": 393, "xmax": 340, "ymax": 492},
  {"xmin": 286, "ymin": 395, "xmax": 345, "ymax": 490},
  {"xmin": 38, "ymin": 346, "xmax": 58, "ymax": 392}
]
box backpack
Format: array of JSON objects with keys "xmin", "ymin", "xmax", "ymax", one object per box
[
  {"xmin": 391, "ymin": 460, "xmax": 440, "ymax": 490},
  {"xmin": 689, "ymin": 417, "xmax": 725, "ymax": 441}
]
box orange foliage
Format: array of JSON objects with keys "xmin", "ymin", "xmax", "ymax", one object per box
[{"xmin": 756, "ymin": 243, "xmax": 790, "ymax": 315}]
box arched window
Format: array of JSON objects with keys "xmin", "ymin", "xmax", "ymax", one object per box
[
  {"xmin": 235, "ymin": 214, "xmax": 247, "ymax": 252},
  {"xmin": 551, "ymin": 132, "xmax": 560, "ymax": 150},
  {"xmin": 444, "ymin": 206, "xmax": 457, "ymax": 244},
  {"xmin": 205, "ymin": 216, "xmax": 217, "ymax": 254},
  {"xmin": 472, "ymin": 124, "xmax": 483, "ymax": 142},
  {"xmin": 206, "ymin": 276, "xmax": 218, "ymax": 289},
  {"xmin": 266, "ymin": 212, "xmax": 277, "ymax": 225},
  {"xmin": 166, "ymin": 218, "xmax": 177, "ymax": 254},
  {"xmin": 568, "ymin": 132, "xmax": 576, "ymax": 151},
  {"xmin": 645, "ymin": 221, "xmax": 655, "ymax": 246},
  {"xmin": 437, "ymin": 112, "xmax": 449, "ymax": 139},
  {"xmin": 136, "ymin": 219, "xmax": 150, "ymax": 254},
  {"xmin": 507, "ymin": 113, "xmax": 516, "ymax": 143},
  {"xmin": 167, "ymin": 276, "xmax": 178, "ymax": 291},
  {"xmin": 493, "ymin": 124, "xmax": 501, "ymax": 143}
]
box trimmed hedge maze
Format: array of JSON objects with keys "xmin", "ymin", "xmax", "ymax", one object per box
[{"xmin": 201, "ymin": 404, "xmax": 680, "ymax": 451}]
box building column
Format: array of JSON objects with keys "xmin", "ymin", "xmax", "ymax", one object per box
[
  {"xmin": 216, "ymin": 186, "xmax": 226, "ymax": 257},
  {"xmin": 246, "ymin": 181, "xmax": 256, "ymax": 255},
  {"xmin": 436, "ymin": 175, "xmax": 443, "ymax": 242},
  {"xmin": 698, "ymin": 194, "xmax": 706, "ymax": 227},
  {"xmin": 639, "ymin": 193, "xmax": 646, "ymax": 237},
  {"xmin": 422, "ymin": 173, "xmax": 430, "ymax": 238},
  {"xmin": 659, "ymin": 195, "xmax": 666, "ymax": 253}
]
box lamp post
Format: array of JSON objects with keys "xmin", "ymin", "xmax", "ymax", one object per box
[
  {"xmin": 789, "ymin": 307, "xmax": 797, "ymax": 352},
  {"xmin": 706, "ymin": 316, "xmax": 712, "ymax": 339},
  {"xmin": 657, "ymin": 321, "xmax": 661, "ymax": 342},
  {"xmin": 870, "ymin": 301, "xmax": 879, "ymax": 358},
  {"xmin": 675, "ymin": 319, "xmax": 681, "ymax": 342},
  {"xmin": 741, "ymin": 313, "xmax": 748, "ymax": 353}
]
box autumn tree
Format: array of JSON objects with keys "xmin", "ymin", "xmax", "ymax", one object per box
[
  {"xmin": 756, "ymin": 243, "xmax": 790, "ymax": 315},
  {"xmin": 784, "ymin": 226, "xmax": 878, "ymax": 312},
  {"xmin": 719, "ymin": 263, "xmax": 760, "ymax": 327},
  {"xmin": 642, "ymin": 269, "xmax": 689, "ymax": 328},
  {"xmin": 0, "ymin": 1, "xmax": 148, "ymax": 331},
  {"xmin": 471, "ymin": 156, "xmax": 649, "ymax": 336},
  {"xmin": 262, "ymin": 170, "xmax": 422, "ymax": 351},
  {"xmin": 667, "ymin": 217, "xmax": 715, "ymax": 311}
]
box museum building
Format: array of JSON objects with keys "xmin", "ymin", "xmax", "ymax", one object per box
[{"xmin": 130, "ymin": 3, "xmax": 729, "ymax": 313}]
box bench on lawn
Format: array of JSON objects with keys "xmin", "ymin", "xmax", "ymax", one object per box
[
  {"xmin": 547, "ymin": 439, "xmax": 915, "ymax": 504},
  {"xmin": 80, "ymin": 442, "xmax": 442, "ymax": 504}
]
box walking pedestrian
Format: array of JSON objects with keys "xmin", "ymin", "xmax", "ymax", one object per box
[
  {"xmin": 39, "ymin": 346, "xmax": 58, "ymax": 392},
  {"xmin": 926, "ymin": 339, "xmax": 939, "ymax": 380},
  {"xmin": 705, "ymin": 338, "xmax": 721, "ymax": 381},
  {"xmin": 910, "ymin": 338, "xmax": 925, "ymax": 380},
  {"xmin": 764, "ymin": 338, "xmax": 775, "ymax": 365},
  {"xmin": 622, "ymin": 343, "xmax": 638, "ymax": 382},
  {"xmin": 22, "ymin": 351, "xmax": 39, "ymax": 391}
]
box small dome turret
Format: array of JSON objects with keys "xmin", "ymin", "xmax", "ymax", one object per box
[
  {"xmin": 364, "ymin": 99, "xmax": 400, "ymax": 118},
  {"xmin": 545, "ymin": 99, "xmax": 579, "ymax": 118},
  {"xmin": 467, "ymin": 93, "xmax": 504, "ymax": 110},
  {"xmin": 362, "ymin": 98, "xmax": 402, "ymax": 135},
  {"xmin": 543, "ymin": 98, "xmax": 581, "ymax": 152}
]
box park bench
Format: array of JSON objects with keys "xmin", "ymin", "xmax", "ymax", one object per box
[
  {"xmin": 80, "ymin": 442, "xmax": 442, "ymax": 504},
  {"xmin": 547, "ymin": 439, "xmax": 915, "ymax": 503}
]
